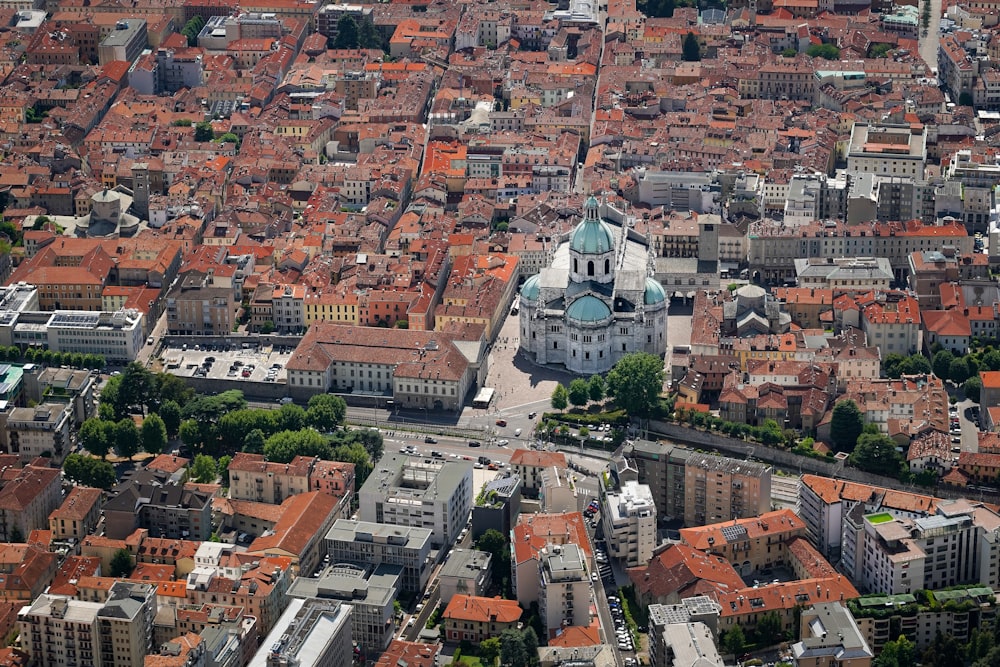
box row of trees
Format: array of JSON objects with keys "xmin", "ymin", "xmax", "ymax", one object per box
[
  {"xmin": 332, "ymin": 15, "xmax": 385, "ymax": 50},
  {"xmin": 551, "ymin": 353, "xmax": 666, "ymax": 418},
  {"xmin": 79, "ymin": 415, "xmax": 168, "ymax": 460},
  {"xmin": 63, "ymin": 453, "xmax": 116, "ymax": 489}
]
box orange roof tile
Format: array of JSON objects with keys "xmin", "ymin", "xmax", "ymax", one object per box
[{"xmin": 443, "ymin": 595, "xmax": 522, "ymax": 624}]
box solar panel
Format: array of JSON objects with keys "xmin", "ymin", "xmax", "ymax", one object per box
[{"xmin": 721, "ymin": 524, "xmax": 748, "ymax": 542}]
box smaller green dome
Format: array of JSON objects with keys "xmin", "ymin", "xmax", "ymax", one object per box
[
  {"xmin": 569, "ymin": 218, "xmax": 615, "ymax": 255},
  {"xmin": 520, "ymin": 275, "xmax": 541, "ymax": 301},
  {"xmin": 644, "ymin": 278, "xmax": 666, "ymax": 305},
  {"xmin": 566, "ymin": 295, "xmax": 612, "ymax": 323}
]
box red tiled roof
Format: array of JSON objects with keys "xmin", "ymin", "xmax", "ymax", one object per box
[{"xmin": 443, "ymin": 595, "xmax": 522, "ymax": 624}]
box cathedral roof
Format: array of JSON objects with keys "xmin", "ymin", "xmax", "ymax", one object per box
[{"xmin": 566, "ymin": 295, "xmax": 612, "ymax": 323}]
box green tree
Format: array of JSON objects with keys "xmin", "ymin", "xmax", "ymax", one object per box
[
  {"xmin": 830, "ymin": 399, "xmax": 864, "ymax": 453},
  {"xmin": 109, "ymin": 548, "xmax": 134, "ymax": 577},
  {"xmin": 499, "ymin": 628, "xmax": 528, "ymax": 667},
  {"xmin": 100, "ymin": 375, "xmax": 126, "ymax": 421},
  {"xmin": 154, "ymin": 373, "xmax": 195, "ymax": 407},
  {"xmin": 274, "ymin": 403, "xmax": 307, "ymax": 433},
  {"xmin": 181, "ymin": 15, "xmax": 205, "ymax": 47},
  {"xmin": 756, "ymin": 611, "xmax": 784, "ymax": 645},
  {"xmin": 551, "ymin": 383, "xmax": 569, "ymax": 411},
  {"xmin": 264, "ymin": 429, "xmax": 333, "ymax": 463},
  {"xmin": 218, "ymin": 454, "xmax": 232, "ymax": 487},
  {"xmin": 334, "ymin": 15, "xmax": 360, "ymax": 49},
  {"xmin": 120, "ymin": 362, "xmax": 154, "ymax": 415},
  {"xmin": 216, "ymin": 132, "xmax": 240, "ymax": 148},
  {"xmin": 868, "ymin": 43, "xmax": 892, "ymax": 58},
  {"xmin": 982, "ymin": 349, "xmax": 1000, "ymax": 372},
  {"xmin": 682, "ymin": 32, "xmax": 701, "ymax": 61},
  {"xmin": 722, "ymin": 624, "xmax": 746, "ymax": 656},
  {"xmin": 965, "ymin": 376, "xmax": 983, "ymax": 403},
  {"xmin": 79, "ymin": 417, "xmax": 112, "ymax": 459},
  {"xmin": 882, "ymin": 353, "xmax": 906, "ymax": 378},
  {"xmin": 114, "ymin": 418, "xmax": 140, "ymax": 460},
  {"xmin": 874, "ymin": 635, "xmax": 917, "ymax": 667},
  {"xmin": 933, "ymin": 349, "xmax": 955, "ymax": 380},
  {"xmin": 781, "ymin": 47, "xmax": 797, "ymax": 57},
  {"xmin": 179, "ymin": 419, "xmax": 203, "ymax": 449},
  {"xmin": 481, "ymin": 637, "xmax": 501, "ymax": 664},
  {"xmin": 243, "ymin": 429, "xmax": 266, "ymax": 454},
  {"xmin": 332, "ymin": 441, "xmax": 373, "ymax": 486},
  {"xmin": 182, "ymin": 390, "xmax": 247, "ymax": 424},
  {"xmin": 140, "ymin": 414, "xmax": 168, "ymax": 455},
  {"xmin": 158, "ymin": 400, "xmax": 182, "ymax": 438},
  {"xmin": 307, "ymin": 394, "xmax": 347, "ymax": 431},
  {"xmin": 568, "ymin": 378, "xmax": 590, "ymax": 408},
  {"xmin": 477, "ymin": 529, "xmax": 512, "ymax": 590},
  {"xmin": 63, "ymin": 454, "xmax": 116, "ymax": 489},
  {"xmin": 358, "ymin": 18, "xmax": 384, "ymax": 50},
  {"xmin": 194, "ymin": 121, "xmax": 215, "ymax": 142},
  {"xmin": 190, "ymin": 454, "xmax": 218, "ymax": 483},
  {"xmin": 347, "ymin": 428, "xmax": 383, "ymax": 460},
  {"xmin": 851, "ymin": 432, "xmax": 904, "ymax": 477},
  {"xmin": 606, "ymin": 352, "xmax": 664, "ymax": 418},
  {"xmin": 950, "ymin": 357, "xmax": 972, "ymax": 384},
  {"xmin": 588, "ymin": 374, "xmax": 605, "ymax": 402},
  {"xmin": 806, "ymin": 43, "xmax": 840, "ymax": 59}
]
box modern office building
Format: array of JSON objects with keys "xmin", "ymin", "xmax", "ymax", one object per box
[
  {"xmin": 248, "ymin": 597, "xmax": 353, "ymax": 667},
  {"xmin": 324, "ymin": 519, "xmax": 433, "ymax": 593},
  {"xmin": 358, "ymin": 454, "xmax": 472, "ymax": 548}
]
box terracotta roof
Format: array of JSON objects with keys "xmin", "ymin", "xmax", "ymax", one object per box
[
  {"xmin": 509, "ymin": 450, "xmax": 568, "ymax": 469},
  {"xmin": 374, "ymin": 641, "xmax": 440, "ymax": 667},
  {"xmin": 679, "ymin": 509, "xmax": 803, "ymax": 550},
  {"xmin": 144, "ymin": 455, "xmax": 191, "ymax": 475},
  {"xmin": 513, "ymin": 512, "xmax": 592, "ymax": 566},
  {"xmin": 548, "ymin": 625, "xmax": 601, "ymax": 647},
  {"xmin": 800, "ymin": 474, "xmax": 939, "ymax": 513},
  {"xmin": 628, "ymin": 544, "xmax": 745, "ymax": 601},
  {"xmin": 49, "ymin": 486, "xmax": 102, "ymax": 522},
  {"xmin": 246, "ymin": 491, "xmax": 337, "ymax": 559},
  {"xmin": 443, "ymin": 595, "xmax": 522, "ymax": 624}
]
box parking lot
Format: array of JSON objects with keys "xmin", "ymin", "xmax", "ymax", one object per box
[{"xmin": 160, "ymin": 342, "xmax": 295, "ymax": 384}]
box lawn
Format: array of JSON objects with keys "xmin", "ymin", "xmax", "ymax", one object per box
[
  {"xmin": 456, "ymin": 655, "xmax": 485, "ymax": 667},
  {"xmin": 866, "ymin": 513, "xmax": 894, "ymax": 525}
]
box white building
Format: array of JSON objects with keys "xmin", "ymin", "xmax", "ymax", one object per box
[
  {"xmin": 519, "ymin": 196, "xmax": 668, "ymax": 374},
  {"xmin": 538, "ymin": 543, "xmax": 591, "ymax": 634},
  {"xmin": 358, "ymin": 454, "xmax": 472, "ymax": 549},
  {"xmin": 847, "ymin": 123, "xmax": 927, "ymax": 178},
  {"xmin": 248, "ymin": 597, "xmax": 353, "ymax": 667},
  {"xmin": 438, "ymin": 548, "xmax": 492, "ymax": 600},
  {"xmin": 1, "ymin": 402, "xmax": 72, "ymax": 464},
  {"xmin": 601, "ymin": 481, "xmax": 656, "ymax": 567},
  {"xmin": 539, "ymin": 466, "xmax": 578, "ymax": 513},
  {"xmin": 2, "ymin": 309, "xmax": 145, "ymax": 362},
  {"xmin": 324, "ymin": 519, "xmax": 433, "ymax": 594}
]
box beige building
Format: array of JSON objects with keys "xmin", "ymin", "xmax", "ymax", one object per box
[
  {"xmin": 438, "ymin": 549, "xmax": 491, "ymax": 601},
  {"xmin": 165, "ymin": 272, "xmax": 238, "ymax": 336},
  {"xmin": 601, "ymin": 481, "xmax": 656, "ymax": 567},
  {"xmin": 792, "ymin": 603, "xmax": 873, "ymax": 667},
  {"xmin": 847, "ymin": 123, "xmax": 927, "ymax": 178},
  {"xmin": 678, "ymin": 509, "xmax": 806, "ymax": 577},
  {"xmin": 49, "ymin": 486, "xmax": 102, "ymax": 542},
  {"xmin": 0, "ymin": 403, "xmax": 72, "ymax": 464},
  {"xmin": 538, "ymin": 543, "xmax": 591, "ymax": 634},
  {"xmin": 0, "ymin": 464, "xmax": 62, "ymax": 543},
  {"xmin": 509, "ymin": 450, "xmax": 568, "ymax": 499},
  {"xmin": 683, "ymin": 453, "xmax": 772, "ymax": 527}
]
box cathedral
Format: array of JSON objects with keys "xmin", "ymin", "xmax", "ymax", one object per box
[{"xmin": 518, "ymin": 196, "xmax": 669, "ymax": 374}]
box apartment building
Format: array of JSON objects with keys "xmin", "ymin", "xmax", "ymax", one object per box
[
  {"xmin": 165, "ymin": 272, "xmax": 237, "ymax": 336},
  {"xmin": 324, "ymin": 520, "xmax": 433, "ymax": 594},
  {"xmin": 227, "ymin": 453, "xmax": 354, "ymax": 510},
  {"xmin": 246, "ymin": 491, "xmax": 341, "ymax": 575},
  {"xmin": 0, "ymin": 403, "xmax": 72, "ymax": 464},
  {"xmin": 442, "ymin": 595, "xmax": 522, "ymax": 644},
  {"xmin": 48, "ymin": 486, "xmax": 102, "ymax": 542},
  {"xmin": 621, "ymin": 440, "xmax": 690, "ymax": 522},
  {"xmin": 248, "ymin": 597, "xmax": 353, "ymax": 667},
  {"xmin": 792, "ymin": 603, "xmax": 873, "ymax": 667},
  {"xmin": 187, "ymin": 557, "xmax": 293, "ymax": 637},
  {"xmin": 97, "ymin": 19, "xmax": 147, "ymax": 65},
  {"xmin": 683, "ymin": 454, "xmax": 772, "ymax": 527},
  {"xmin": 19, "ymin": 582, "xmax": 155, "ymax": 667},
  {"xmin": 102, "ymin": 470, "xmax": 212, "ymax": 541},
  {"xmin": 538, "ymin": 543, "xmax": 591, "ymax": 633},
  {"xmin": 850, "ymin": 587, "xmax": 997, "ymax": 653},
  {"xmin": 510, "ymin": 450, "xmax": 568, "ymax": 499},
  {"xmin": 859, "ymin": 291, "xmax": 922, "ymax": 356},
  {"xmin": 513, "ymin": 512, "xmax": 591, "ymax": 607},
  {"xmin": 793, "ymin": 257, "xmax": 893, "ymax": 293},
  {"xmin": 23, "ymin": 366, "xmax": 97, "ymax": 426},
  {"xmin": 358, "ymin": 454, "xmax": 472, "ymax": 549},
  {"xmin": 678, "ymin": 509, "xmax": 807, "ymax": 577},
  {"xmin": 471, "ymin": 474, "xmax": 521, "ymax": 541},
  {"xmin": 0, "ymin": 464, "xmax": 61, "ymax": 543},
  {"xmin": 601, "ymin": 481, "xmax": 656, "ymax": 567},
  {"xmin": 438, "ymin": 549, "xmax": 492, "ymax": 601},
  {"xmin": 844, "ymin": 499, "xmax": 1000, "ymax": 595},
  {"xmin": 797, "ymin": 474, "xmax": 940, "ymax": 561}
]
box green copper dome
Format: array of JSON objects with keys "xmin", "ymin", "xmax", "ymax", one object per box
[
  {"xmin": 644, "ymin": 278, "xmax": 667, "ymax": 305},
  {"xmin": 566, "ymin": 295, "xmax": 612, "ymax": 323},
  {"xmin": 520, "ymin": 274, "xmax": 541, "ymax": 301},
  {"xmin": 569, "ymin": 198, "xmax": 615, "ymax": 255}
]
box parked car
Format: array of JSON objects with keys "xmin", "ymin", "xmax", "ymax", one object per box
[
  {"xmin": 495, "ymin": 419, "xmax": 507, "ymax": 427},
  {"xmin": 424, "ymin": 436, "xmax": 437, "ymax": 444},
  {"xmin": 468, "ymin": 441, "xmax": 482, "ymax": 447}
]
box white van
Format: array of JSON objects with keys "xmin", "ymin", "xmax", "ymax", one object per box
[
  {"xmin": 279, "ymin": 397, "xmax": 294, "ymax": 405},
  {"xmin": 514, "ymin": 428, "xmax": 522, "ymax": 437}
]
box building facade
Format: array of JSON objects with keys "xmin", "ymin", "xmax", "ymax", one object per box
[{"xmin": 601, "ymin": 481, "xmax": 656, "ymax": 567}]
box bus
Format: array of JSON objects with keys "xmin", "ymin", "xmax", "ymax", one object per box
[{"xmin": 473, "ymin": 387, "xmax": 495, "ymax": 409}]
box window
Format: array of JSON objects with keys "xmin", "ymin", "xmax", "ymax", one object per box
[
  {"xmin": 588, "ymin": 261, "xmax": 594, "ymax": 276},
  {"xmin": 605, "ymin": 259, "xmax": 610, "ymax": 273}
]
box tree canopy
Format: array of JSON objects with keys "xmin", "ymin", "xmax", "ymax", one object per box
[
  {"xmin": 140, "ymin": 414, "xmax": 167, "ymax": 455},
  {"xmin": 682, "ymin": 32, "xmax": 701, "ymax": 61},
  {"xmin": 190, "ymin": 454, "xmax": 219, "ymax": 484},
  {"xmin": 551, "ymin": 384, "xmax": 568, "ymax": 411},
  {"xmin": 110, "ymin": 548, "xmax": 134, "ymax": 577},
  {"xmin": 63, "ymin": 454, "xmax": 116, "ymax": 489},
  {"xmin": 568, "ymin": 379, "xmax": 590, "ymax": 407},
  {"xmin": 807, "ymin": 43, "xmax": 840, "ymax": 59},
  {"xmin": 606, "ymin": 352, "xmax": 664, "ymax": 418},
  {"xmin": 588, "ymin": 375, "xmax": 605, "ymax": 402},
  {"xmin": 851, "ymin": 432, "xmax": 904, "ymax": 477},
  {"xmin": 830, "ymin": 399, "xmax": 864, "ymax": 452}
]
